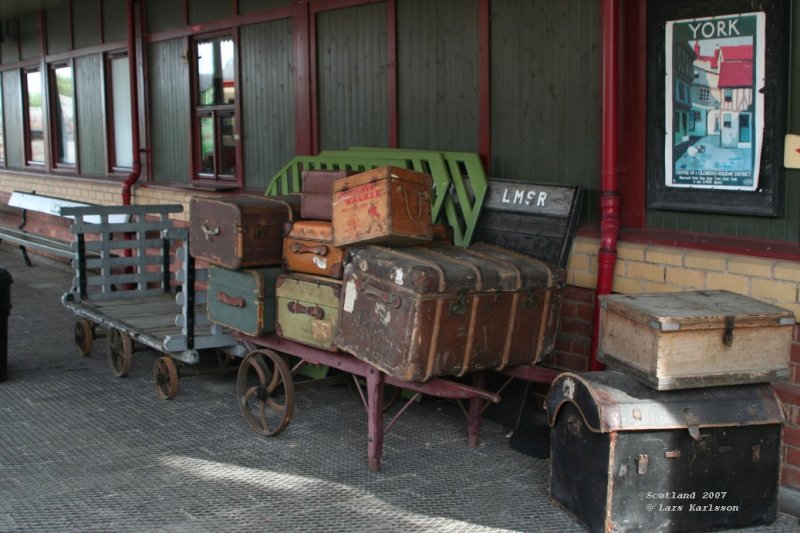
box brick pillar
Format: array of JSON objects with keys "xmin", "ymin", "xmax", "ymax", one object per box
[
  {"xmin": 774, "ymin": 324, "xmax": 800, "ymax": 489},
  {"xmin": 552, "ymin": 285, "xmax": 596, "ymax": 372}
]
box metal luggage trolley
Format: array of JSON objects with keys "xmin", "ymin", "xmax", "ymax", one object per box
[{"xmin": 60, "ymin": 204, "xmax": 241, "ymax": 398}]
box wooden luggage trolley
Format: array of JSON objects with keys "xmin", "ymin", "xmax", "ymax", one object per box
[{"xmin": 60, "ymin": 204, "xmax": 241, "ymax": 398}]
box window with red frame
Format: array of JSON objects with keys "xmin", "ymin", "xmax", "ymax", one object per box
[
  {"xmin": 49, "ymin": 62, "xmax": 76, "ymax": 168},
  {"xmin": 194, "ymin": 34, "xmax": 238, "ymax": 182}
]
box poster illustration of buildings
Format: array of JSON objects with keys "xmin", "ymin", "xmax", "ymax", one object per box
[{"xmin": 665, "ymin": 12, "xmax": 765, "ymax": 191}]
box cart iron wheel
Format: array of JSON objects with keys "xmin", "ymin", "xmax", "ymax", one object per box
[
  {"xmin": 236, "ymin": 349, "xmax": 295, "ymax": 436},
  {"xmin": 106, "ymin": 328, "xmax": 133, "ymax": 378},
  {"xmin": 153, "ymin": 356, "xmax": 180, "ymax": 400},
  {"xmin": 74, "ymin": 319, "xmax": 94, "ymax": 357}
]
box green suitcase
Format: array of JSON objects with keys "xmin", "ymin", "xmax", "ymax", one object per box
[
  {"xmin": 207, "ymin": 264, "xmax": 282, "ymax": 337},
  {"xmin": 275, "ymin": 273, "xmax": 342, "ymax": 351}
]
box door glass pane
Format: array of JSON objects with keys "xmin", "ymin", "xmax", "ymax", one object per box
[
  {"xmin": 26, "ymin": 70, "xmax": 44, "ymax": 163},
  {"xmin": 199, "ymin": 115, "xmax": 215, "ymax": 174},
  {"xmin": 219, "ymin": 114, "xmax": 235, "ymax": 176},
  {"xmin": 111, "ymin": 56, "xmax": 133, "ymax": 168},
  {"xmin": 197, "ymin": 37, "xmax": 235, "ymax": 105},
  {"xmin": 53, "ymin": 66, "xmax": 75, "ymax": 164}
]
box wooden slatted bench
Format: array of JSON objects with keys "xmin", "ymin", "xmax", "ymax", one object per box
[{"xmin": 0, "ymin": 191, "xmax": 127, "ymax": 266}]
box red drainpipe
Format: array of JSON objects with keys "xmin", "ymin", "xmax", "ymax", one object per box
[
  {"xmin": 121, "ymin": 0, "xmax": 141, "ymax": 206},
  {"xmin": 588, "ymin": 0, "xmax": 621, "ymax": 371}
]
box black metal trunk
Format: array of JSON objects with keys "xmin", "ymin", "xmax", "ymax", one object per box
[{"xmin": 547, "ymin": 371, "xmax": 783, "ymax": 532}]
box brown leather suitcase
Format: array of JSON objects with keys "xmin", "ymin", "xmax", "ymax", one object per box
[
  {"xmin": 335, "ymin": 243, "xmax": 565, "ymax": 382},
  {"xmin": 331, "ymin": 166, "xmax": 433, "ymax": 247},
  {"xmin": 283, "ymin": 220, "xmax": 346, "ymax": 279},
  {"xmin": 300, "ymin": 169, "xmax": 349, "ymax": 221},
  {"xmin": 189, "ymin": 194, "xmax": 300, "ymax": 269}
]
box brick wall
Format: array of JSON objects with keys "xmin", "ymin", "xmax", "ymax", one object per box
[{"xmin": 551, "ymin": 285, "xmax": 594, "ymax": 372}]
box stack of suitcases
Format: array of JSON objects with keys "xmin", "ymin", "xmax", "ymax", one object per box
[
  {"xmin": 189, "ymin": 165, "xmax": 567, "ymax": 382},
  {"xmin": 547, "ymin": 290, "xmax": 795, "ymax": 532}
]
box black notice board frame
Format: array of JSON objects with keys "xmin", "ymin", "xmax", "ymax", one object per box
[{"xmin": 646, "ymin": 0, "xmax": 790, "ymax": 217}]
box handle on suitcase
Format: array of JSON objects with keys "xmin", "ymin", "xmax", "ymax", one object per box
[
  {"xmin": 290, "ymin": 242, "xmax": 328, "ymax": 256},
  {"xmin": 201, "ymin": 223, "xmax": 220, "ymax": 240},
  {"xmin": 217, "ymin": 291, "xmax": 246, "ymax": 308},
  {"xmin": 360, "ymin": 282, "xmax": 401, "ymax": 308},
  {"xmin": 287, "ymin": 300, "xmax": 325, "ymax": 319}
]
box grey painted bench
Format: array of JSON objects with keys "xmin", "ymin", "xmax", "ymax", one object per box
[{"xmin": 0, "ymin": 191, "xmax": 126, "ymax": 266}]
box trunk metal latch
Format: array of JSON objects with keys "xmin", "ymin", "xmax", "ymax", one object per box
[{"xmin": 723, "ymin": 316, "xmax": 735, "ymax": 347}]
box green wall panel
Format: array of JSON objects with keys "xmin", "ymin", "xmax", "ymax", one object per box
[
  {"xmin": 146, "ymin": 0, "xmax": 184, "ymax": 34},
  {"xmin": 241, "ymin": 18, "xmax": 295, "ymax": 191},
  {"xmin": 46, "ymin": 2, "xmax": 70, "ymax": 55},
  {"xmin": 491, "ymin": 0, "xmax": 602, "ymax": 222},
  {"xmin": 645, "ymin": 0, "xmax": 800, "ymax": 242},
  {"xmin": 103, "ymin": 0, "xmax": 126, "ymax": 42},
  {"xmin": 20, "ymin": 14, "xmax": 41, "ymax": 60},
  {"xmin": 2, "ymin": 70, "xmax": 24, "ymax": 169},
  {"xmin": 316, "ymin": 3, "xmax": 388, "ymax": 150},
  {"xmin": 189, "ymin": 0, "xmax": 233, "ymax": 25},
  {"xmin": 73, "ymin": 0, "xmax": 101, "ymax": 50},
  {"xmin": 148, "ymin": 39, "xmax": 189, "ymax": 183},
  {"xmin": 239, "ymin": 0, "xmax": 292, "ymax": 15},
  {"xmin": 397, "ymin": 0, "xmax": 477, "ymax": 152},
  {"xmin": 75, "ymin": 54, "xmax": 107, "ymax": 177},
  {"xmin": 1, "ymin": 23, "xmax": 20, "ymax": 64}
]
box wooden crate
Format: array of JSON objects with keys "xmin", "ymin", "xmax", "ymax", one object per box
[
  {"xmin": 331, "ymin": 166, "xmax": 432, "ymax": 247},
  {"xmin": 598, "ymin": 290, "xmax": 795, "ymax": 390}
]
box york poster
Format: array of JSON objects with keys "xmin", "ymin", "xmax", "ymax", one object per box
[{"xmin": 665, "ymin": 12, "xmax": 765, "ymax": 191}]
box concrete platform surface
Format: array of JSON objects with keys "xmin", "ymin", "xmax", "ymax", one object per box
[{"xmin": 1, "ymin": 245, "xmax": 799, "ymax": 532}]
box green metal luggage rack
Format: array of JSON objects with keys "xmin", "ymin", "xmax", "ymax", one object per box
[
  {"xmin": 265, "ymin": 155, "xmax": 409, "ymax": 195},
  {"xmin": 264, "ymin": 148, "xmax": 488, "ymax": 247}
]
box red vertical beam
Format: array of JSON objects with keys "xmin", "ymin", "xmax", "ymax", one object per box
[
  {"xmin": 366, "ymin": 366, "xmax": 385, "ymax": 472},
  {"xmin": 477, "ymin": 0, "xmax": 491, "ymax": 171},
  {"xmin": 309, "ymin": 5, "xmax": 319, "ymax": 154},
  {"xmin": 386, "ymin": 0, "xmax": 398, "ymax": 148},
  {"xmin": 39, "ymin": 9, "xmax": 52, "ymax": 173},
  {"xmin": 233, "ymin": 27, "xmax": 244, "ymax": 189},
  {"xmin": 589, "ymin": 0, "xmax": 621, "ymax": 371},
  {"xmin": 67, "ymin": 0, "xmax": 74, "ymax": 50},
  {"xmin": 121, "ymin": 0, "xmax": 142, "ymax": 205},
  {"xmin": 619, "ymin": 0, "xmax": 646, "ymax": 228},
  {"xmin": 293, "ymin": 2, "xmax": 312, "ymax": 155}
]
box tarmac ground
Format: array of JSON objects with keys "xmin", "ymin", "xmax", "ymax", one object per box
[{"xmin": 1, "ymin": 244, "xmax": 799, "ymax": 532}]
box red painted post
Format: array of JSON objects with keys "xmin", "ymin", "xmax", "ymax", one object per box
[
  {"xmin": 293, "ymin": 2, "xmax": 312, "ymax": 156},
  {"xmin": 477, "ymin": 0, "xmax": 491, "ymax": 171},
  {"xmin": 589, "ymin": 0, "xmax": 621, "ymax": 371}
]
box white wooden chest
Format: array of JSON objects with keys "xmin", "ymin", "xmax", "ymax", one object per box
[{"xmin": 598, "ymin": 290, "xmax": 795, "ymax": 390}]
